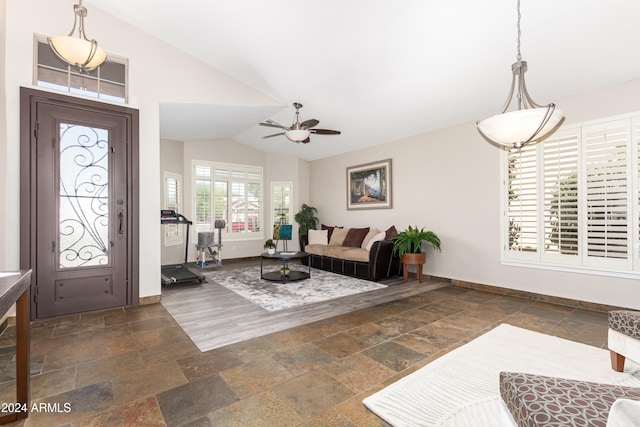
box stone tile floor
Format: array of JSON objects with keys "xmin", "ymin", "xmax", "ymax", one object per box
[{"xmin": 0, "ymin": 283, "xmax": 609, "ymax": 426}]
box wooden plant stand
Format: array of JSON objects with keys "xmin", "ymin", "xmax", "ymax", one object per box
[{"xmin": 401, "ymin": 252, "xmax": 426, "ymax": 283}]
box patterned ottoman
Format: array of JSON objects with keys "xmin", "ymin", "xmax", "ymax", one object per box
[{"xmin": 499, "ymin": 371, "xmax": 640, "ymax": 427}]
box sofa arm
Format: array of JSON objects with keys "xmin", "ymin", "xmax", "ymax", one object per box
[{"xmin": 368, "ymin": 240, "xmax": 401, "ymax": 281}]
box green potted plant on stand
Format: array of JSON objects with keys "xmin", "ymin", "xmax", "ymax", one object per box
[
  {"xmin": 392, "ymin": 225, "xmax": 441, "ymax": 283},
  {"xmin": 264, "ymin": 239, "xmax": 276, "ymax": 255},
  {"xmin": 294, "ymin": 203, "xmax": 319, "ymax": 251}
]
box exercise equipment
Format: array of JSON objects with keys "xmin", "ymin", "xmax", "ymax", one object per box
[
  {"xmin": 160, "ymin": 210, "xmax": 205, "ymax": 285},
  {"xmin": 195, "ymin": 219, "xmax": 225, "ymax": 268}
]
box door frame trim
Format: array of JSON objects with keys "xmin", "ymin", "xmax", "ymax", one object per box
[{"xmin": 20, "ymin": 87, "xmax": 140, "ymax": 319}]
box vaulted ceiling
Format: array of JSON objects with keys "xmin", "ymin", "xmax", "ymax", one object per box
[{"xmin": 88, "ymin": 0, "xmax": 640, "ymax": 160}]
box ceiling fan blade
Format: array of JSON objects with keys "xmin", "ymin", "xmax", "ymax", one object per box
[
  {"xmin": 300, "ymin": 119, "xmax": 319, "ymax": 129},
  {"xmin": 259, "ymin": 119, "xmax": 289, "ymax": 130},
  {"xmin": 310, "ymin": 129, "xmax": 341, "ymax": 135},
  {"xmin": 301, "ymin": 137, "xmax": 311, "ymax": 144},
  {"xmin": 263, "ymin": 132, "xmax": 285, "ymax": 139}
]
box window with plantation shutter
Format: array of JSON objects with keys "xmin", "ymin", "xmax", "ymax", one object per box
[
  {"xmin": 543, "ymin": 132, "xmax": 579, "ymax": 259},
  {"xmin": 584, "ymin": 122, "xmax": 629, "ymax": 265},
  {"xmin": 164, "ymin": 172, "xmax": 183, "ymax": 246},
  {"xmin": 507, "ymin": 144, "xmax": 538, "ymax": 256},
  {"xmin": 193, "ymin": 161, "xmax": 262, "ymax": 239},
  {"xmin": 503, "ymin": 112, "xmax": 640, "ymax": 276}
]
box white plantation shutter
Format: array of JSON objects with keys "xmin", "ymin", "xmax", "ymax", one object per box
[
  {"xmin": 504, "ymin": 112, "xmax": 640, "ymax": 275},
  {"xmin": 194, "ymin": 165, "xmax": 213, "ymax": 233},
  {"xmin": 164, "ymin": 172, "xmax": 183, "ymax": 246},
  {"xmin": 507, "ymin": 144, "xmax": 538, "ymax": 255},
  {"xmin": 543, "ymin": 132, "xmax": 579, "ymax": 259},
  {"xmin": 584, "ymin": 122, "xmax": 629, "ymax": 266},
  {"xmin": 193, "ymin": 161, "xmax": 262, "ymax": 239}
]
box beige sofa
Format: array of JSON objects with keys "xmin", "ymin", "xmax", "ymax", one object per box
[{"xmin": 302, "ymin": 225, "xmax": 401, "ymax": 282}]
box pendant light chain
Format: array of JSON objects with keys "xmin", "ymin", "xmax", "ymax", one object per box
[{"xmin": 516, "ymin": 0, "xmax": 522, "ymax": 62}]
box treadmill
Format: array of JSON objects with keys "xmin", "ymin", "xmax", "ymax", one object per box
[{"xmin": 160, "ymin": 210, "xmax": 205, "ymax": 285}]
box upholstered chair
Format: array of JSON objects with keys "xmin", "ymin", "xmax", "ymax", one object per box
[{"xmin": 608, "ymin": 310, "xmax": 640, "ymax": 372}]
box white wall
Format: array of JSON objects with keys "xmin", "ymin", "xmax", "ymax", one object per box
[
  {"xmin": 159, "ymin": 139, "xmax": 185, "ymax": 265},
  {"xmin": 310, "ymin": 79, "xmax": 640, "ymax": 310},
  {"xmin": 1, "ymin": 0, "xmax": 277, "ymax": 300}
]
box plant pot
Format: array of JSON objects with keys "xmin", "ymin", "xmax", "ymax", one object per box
[
  {"xmin": 400, "ymin": 252, "xmax": 426, "ymax": 264},
  {"xmin": 267, "ymin": 248, "xmax": 276, "ymax": 255},
  {"xmin": 280, "ymin": 267, "xmax": 290, "ymax": 276}
]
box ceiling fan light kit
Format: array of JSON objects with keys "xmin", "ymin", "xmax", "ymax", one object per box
[
  {"xmin": 285, "ymin": 129, "xmax": 311, "ymax": 142},
  {"xmin": 477, "ymin": 0, "xmax": 564, "ymax": 150},
  {"xmin": 259, "ymin": 102, "xmax": 341, "ymax": 144},
  {"xmin": 48, "ymin": 0, "xmax": 107, "ymax": 72}
]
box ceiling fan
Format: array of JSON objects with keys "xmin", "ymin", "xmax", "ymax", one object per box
[{"xmin": 259, "ymin": 102, "xmax": 341, "ymax": 143}]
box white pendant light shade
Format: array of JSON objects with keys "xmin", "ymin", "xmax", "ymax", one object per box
[
  {"xmin": 477, "ymin": 0, "xmax": 563, "ymax": 150},
  {"xmin": 285, "ymin": 129, "xmax": 311, "ymax": 142},
  {"xmin": 49, "ymin": 0, "xmax": 106, "ymax": 72},
  {"xmin": 48, "ymin": 35, "xmax": 107, "ymax": 71},
  {"xmin": 477, "ymin": 105, "xmax": 564, "ymax": 149}
]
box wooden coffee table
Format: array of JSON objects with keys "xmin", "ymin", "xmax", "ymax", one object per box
[{"xmin": 260, "ymin": 251, "xmax": 311, "ymax": 283}]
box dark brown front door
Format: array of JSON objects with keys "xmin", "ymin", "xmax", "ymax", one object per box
[{"xmin": 21, "ymin": 89, "xmax": 139, "ymax": 319}]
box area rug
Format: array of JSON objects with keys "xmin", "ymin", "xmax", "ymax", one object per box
[
  {"xmin": 204, "ymin": 266, "xmax": 387, "ymax": 311},
  {"xmin": 363, "ymin": 323, "xmax": 640, "ymax": 427}
]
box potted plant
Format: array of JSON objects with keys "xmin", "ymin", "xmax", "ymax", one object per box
[
  {"xmin": 294, "ymin": 203, "xmax": 319, "ymax": 250},
  {"xmin": 393, "ymin": 225, "xmax": 441, "ymax": 282},
  {"xmin": 264, "ymin": 239, "xmax": 276, "ymax": 254}
]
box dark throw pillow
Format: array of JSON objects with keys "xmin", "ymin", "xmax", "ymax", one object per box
[
  {"xmin": 343, "ymin": 227, "xmax": 370, "ymax": 248},
  {"xmin": 385, "ymin": 225, "xmax": 398, "ymax": 240}
]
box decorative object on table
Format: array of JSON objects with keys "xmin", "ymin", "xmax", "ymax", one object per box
[
  {"xmin": 347, "ymin": 159, "xmax": 392, "ymax": 210},
  {"xmin": 393, "ymin": 225, "xmax": 441, "ymax": 282},
  {"xmin": 294, "ymin": 203, "xmax": 319, "ymax": 250},
  {"xmin": 48, "ymin": 0, "xmax": 107, "ymax": 72},
  {"xmin": 274, "ymin": 224, "xmax": 293, "ymax": 251},
  {"xmin": 264, "ymin": 239, "xmax": 276, "ymax": 255},
  {"xmin": 476, "ymin": 0, "xmax": 564, "ymax": 151},
  {"xmin": 259, "ymin": 102, "xmax": 341, "ymax": 143}
]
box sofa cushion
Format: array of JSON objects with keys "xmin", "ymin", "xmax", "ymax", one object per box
[
  {"xmin": 361, "ymin": 228, "xmax": 381, "ymax": 249},
  {"xmin": 308, "ymin": 229, "xmax": 328, "ymax": 245},
  {"xmin": 329, "ymin": 228, "xmax": 349, "ymax": 246},
  {"xmin": 385, "ymin": 225, "xmax": 398, "ymax": 240},
  {"xmin": 341, "ymin": 248, "xmax": 370, "ymax": 262},
  {"xmin": 321, "ymin": 224, "xmax": 340, "ymax": 241},
  {"xmin": 365, "ymin": 231, "xmax": 386, "ymax": 251},
  {"xmin": 323, "ymin": 245, "xmax": 349, "ymax": 258},
  {"xmin": 304, "ymin": 244, "xmax": 325, "ymax": 256},
  {"xmin": 343, "ymin": 227, "xmax": 370, "ymax": 248}
]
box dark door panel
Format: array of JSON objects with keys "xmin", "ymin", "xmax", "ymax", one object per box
[{"xmin": 20, "ymin": 88, "xmax": 139, "ymax": 319}]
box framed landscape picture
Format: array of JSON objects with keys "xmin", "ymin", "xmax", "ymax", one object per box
[{"xmin": 346, "ymin": 158, "xmax": 392, "ymax": 210}]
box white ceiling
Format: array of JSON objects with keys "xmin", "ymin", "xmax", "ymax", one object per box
[{"xmin": 88, "ymin": 0, "xmax": 640, "ymax": 161}]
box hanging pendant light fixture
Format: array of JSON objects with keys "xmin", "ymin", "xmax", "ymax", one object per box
[
  {"xmin": 48, "ymin": 0, "xmax": 107, "ymax": 72},
  {"xmin": 477, "ymin": 0, "xmax": 564, "ymax": 150}
]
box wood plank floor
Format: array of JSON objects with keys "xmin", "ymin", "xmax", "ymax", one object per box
[{"xmin": 160, "ymin": 260, "xmax": 449, "ymax": 351}]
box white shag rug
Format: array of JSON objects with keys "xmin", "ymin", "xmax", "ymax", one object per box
[
  {"xmin": 363, "ymin": 323, "xmax": 640, "ymax": 427},
  {"xmin": 206, "ymin": 266, "xmax": 387, "ymax": 311}
]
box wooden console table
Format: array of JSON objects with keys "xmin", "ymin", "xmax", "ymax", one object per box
[{"xmin": 0, "ymin": 270, "xmax": 31, "ymax": 425}]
